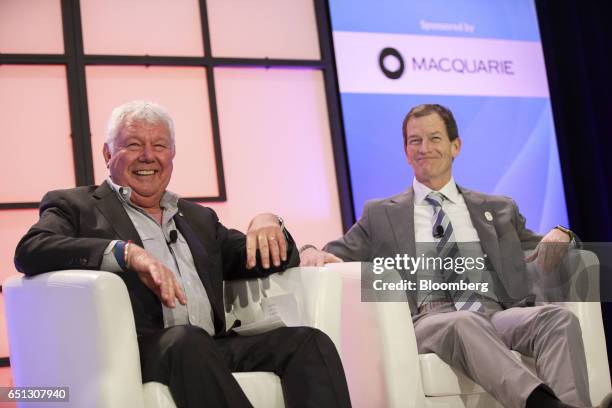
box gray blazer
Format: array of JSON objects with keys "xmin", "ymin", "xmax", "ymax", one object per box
[{"xmin": 324, "ymin": 186, "xmax": 543, "ymax": 314}]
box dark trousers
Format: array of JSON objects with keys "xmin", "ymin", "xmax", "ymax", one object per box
[{"xmin": 138, "ymin": 325, "xmax": 352, "ymax": 408}]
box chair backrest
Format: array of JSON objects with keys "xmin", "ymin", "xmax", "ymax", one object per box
[{"xmin": 328, "ymin": 262, "xmax": 428, "ymax": 408}]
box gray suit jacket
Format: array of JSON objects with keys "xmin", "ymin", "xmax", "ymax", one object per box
[{"xmin": 324, "ymin": 186, "xmax": 543, "ymax": 315}]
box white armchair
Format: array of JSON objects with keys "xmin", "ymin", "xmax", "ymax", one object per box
[
  {"xmin": 5, "ymin": 253, "xmax": 609, "ymax": 408},
  {"xmin": 330, "ymin": 251, "xmax": 611, "ymax": 408},
  {"xmin": 3, "ymin": 267, "xmax": 342, "ymax": 408}
]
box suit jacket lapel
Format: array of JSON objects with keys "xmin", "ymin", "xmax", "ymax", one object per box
[
  {"xmin": 173, "ymin": 210, "xmax": 224, "ymax": 331},
  {"xmin": 386, "ymin": 188, "xmax": 416, "ymax": 257},
  {"xmin": 460, "ymin": 187, "xmax": 501, "ymax": 274},
  {"xmin": 93, "ymin": 183, "xmax": 143, "ymax": 246}
]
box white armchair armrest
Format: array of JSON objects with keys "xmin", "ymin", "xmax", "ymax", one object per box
[
  {"xmin": 224, "ymin": 266, "xmax": 342, "ymax": 349},
  {"xmin": 4, "ymin": 270, "xmax": 145, "ymax": 408}
]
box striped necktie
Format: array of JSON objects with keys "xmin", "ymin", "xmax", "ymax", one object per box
[{"xmin": 425, "ymin": 192, "xmax": 484, "ymax": 312}]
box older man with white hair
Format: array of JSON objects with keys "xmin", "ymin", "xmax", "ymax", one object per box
[{"xmin": 15, "ymin": 100, "xmax": 352, "ymax": 408}]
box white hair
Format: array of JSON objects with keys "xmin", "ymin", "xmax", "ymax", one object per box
[{"xmin": 106, "ymin": 100, "xmax": 175, "ymax": 152}]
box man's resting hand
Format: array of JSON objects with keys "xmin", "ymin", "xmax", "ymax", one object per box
[
  {"xmin": 246, "ymin": 213, "xmax": 287, "ymax": 269},
  {"xmin": 299, "ymin": 246, "xmax": 343, "ymax": 267},
  {"xmin": 127, "ymin": 244, "xmax": 187, "ymax": 308},
  {"xmin": 524, "ymin": 227, "xmax": 571, "ymax": 274}
]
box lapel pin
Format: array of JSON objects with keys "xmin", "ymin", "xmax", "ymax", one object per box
[
  {"xmin": 484, "ymin": 211, "xmax": 493, "ymax": 222},
  {"xmin": 178, "ymin": 212, "xmax": 184, "ymax": 217}
]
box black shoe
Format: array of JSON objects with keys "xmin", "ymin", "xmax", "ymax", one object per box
[
  {"xmin": 527, "ymin": 385, "xmax": 579, "ymax": 408},
  {"xmin": 597, "ymin": 392, "xmax": 612, "ymax": 408}
]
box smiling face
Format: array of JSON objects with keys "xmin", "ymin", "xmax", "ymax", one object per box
[
  {"xmin": 103, "ymin": 120, "xmax": 175, "ymax": 209},
  {"xmin": 404, "ymin": 112, "xmax": 461, "ymax": 190}
]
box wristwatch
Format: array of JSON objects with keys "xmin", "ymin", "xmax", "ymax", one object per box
[
  {"xmin": 554, "ymin": 225, "xmax": 574, "ymax": 241},
  {"xmin": 299, "ymin": 244, "xmax": 318, "ymax": 253},
  {"xmin": 277, "ymin": 216, "xmax": 285, "ymax": 231}
]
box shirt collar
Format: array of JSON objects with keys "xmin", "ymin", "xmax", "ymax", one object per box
[
  {"xmin": 105, "ymin": 177, "xmax": 179, "ymax": 211},
  {"xmin": 413, "ymin": 177, "xmax": 460, "ymax": 205}
]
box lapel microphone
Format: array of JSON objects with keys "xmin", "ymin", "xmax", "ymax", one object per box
[
  {"xmin": 433, "ymin": 225, "xmax": 444, "ymax": 239},
  {"xmin": 168, "ymin": 230, "xmax": 178, "ymax": 244}
]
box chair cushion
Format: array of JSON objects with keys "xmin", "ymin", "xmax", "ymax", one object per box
[
  {"xmin": 419, "ymin": 351, "xmax": 523, "ymax": 397},
  {"xmin": 143, "ymin": 382, "xmax": 176, "ymax": 408},
  {"xmin": 234, "ymin": 372, "xmax": 285, "ymax": 407},
  {"xmin": 142, "ymin": 372, "xmax": 284, "ymax": 408}
]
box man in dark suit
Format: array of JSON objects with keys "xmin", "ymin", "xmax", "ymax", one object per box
[
  {"xmin": 15, "ymin": 100, "xmax": 351, "ymax": 408},
  {"xmin": 301, "ymin": 104, "xmax": 600, "ymax": 408}
]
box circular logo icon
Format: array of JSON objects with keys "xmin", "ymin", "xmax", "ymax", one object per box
[{"xmin": 379, "ymin": 47, "xmax": 405, "ymax": 80}]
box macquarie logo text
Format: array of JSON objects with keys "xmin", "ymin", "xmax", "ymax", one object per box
[
  {"xmin": 379, "ymin": 46, "xmax": 515, "ymax": 80},
  {"xmin": 334, "ymin": 31, "xmax": 549, "ymax": 98}
]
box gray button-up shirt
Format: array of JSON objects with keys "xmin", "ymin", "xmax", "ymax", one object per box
[{"xmin": 101, "ymin": 179, "xmax": 215, "ymax": 335}]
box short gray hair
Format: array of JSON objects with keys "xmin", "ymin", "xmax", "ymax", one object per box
[{"xmin": 106, "ymin": 100, "xmax": 175, "ymax": 152}]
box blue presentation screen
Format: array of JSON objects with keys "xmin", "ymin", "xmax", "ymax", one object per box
[{"xmin": 329, "ymin": 0, "xmax": 568, "ymax": 232}]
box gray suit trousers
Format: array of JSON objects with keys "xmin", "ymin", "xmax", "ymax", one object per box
[{"xmin": 413, "ymin": 304, "xmax": 590, "ymax": 408}]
